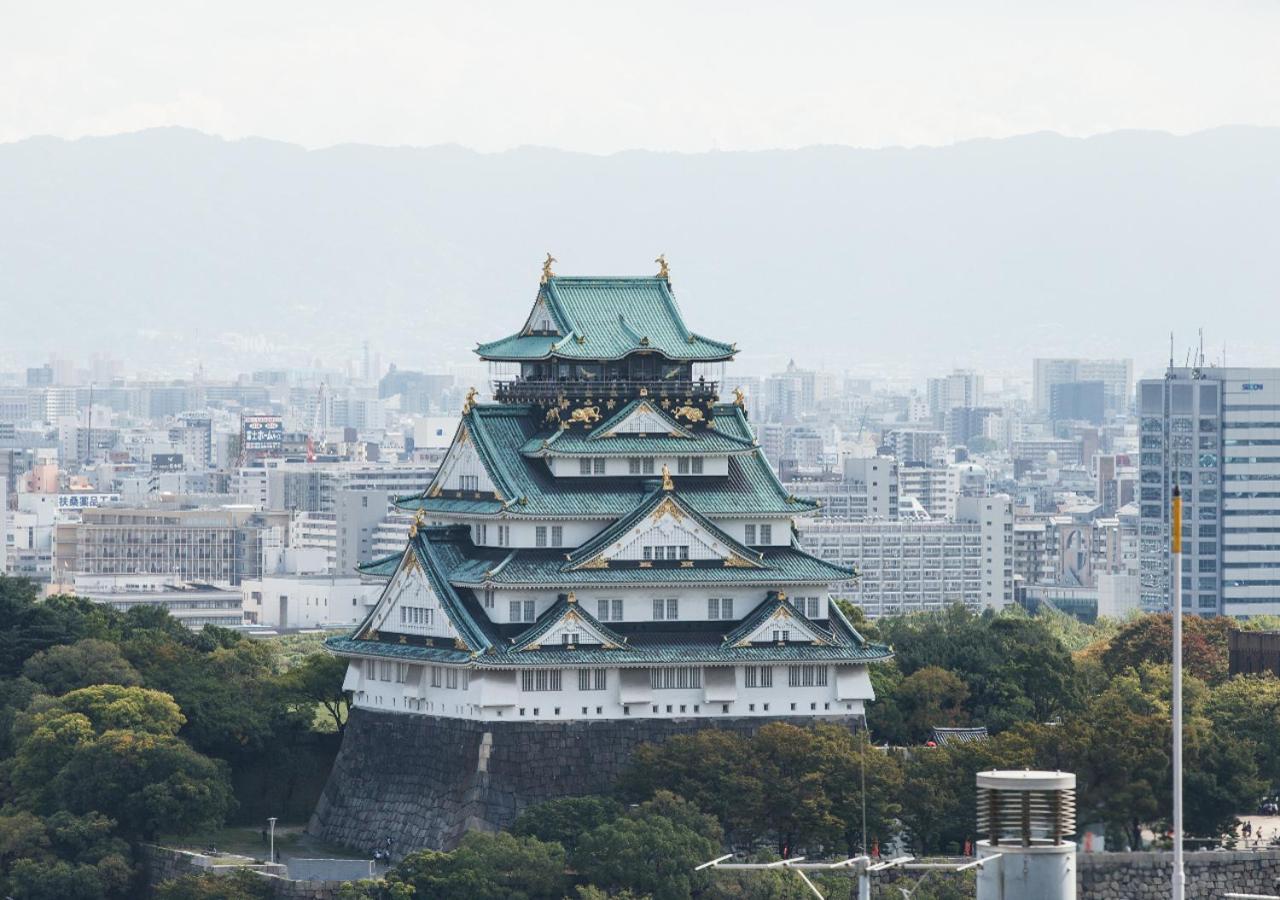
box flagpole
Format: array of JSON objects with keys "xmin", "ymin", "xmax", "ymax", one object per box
[{"xmin": 1171, "ymin": 483, "xmax": 1185, "ymax": 900}]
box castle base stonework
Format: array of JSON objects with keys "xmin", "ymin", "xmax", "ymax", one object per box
[{"xmin": 309, "ymin": 708, "xmax": 860, "ymax": 854}]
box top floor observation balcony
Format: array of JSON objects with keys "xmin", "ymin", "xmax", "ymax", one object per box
[{"xmin": 492, "ymin": 376, "xmax": 720, "ymax": 405}]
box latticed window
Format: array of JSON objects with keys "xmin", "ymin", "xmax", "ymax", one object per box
[
  {"xmin": 521, "ymin": 670, "xmax": 562, "ymax": 691},
  {"xmin": 787, "ymin": 665, "xmax": 828, "ymax": 688},
  {"xmin": 744, "ymin": 666, "xmax": 772, "ymax": 688},
  {"xmin": 650, "ymin": 667, "xmax": 702, "ymax": 689},
  {"xmin": 578, "ymin": 668, "xmax": 607, "ymax": 691}
]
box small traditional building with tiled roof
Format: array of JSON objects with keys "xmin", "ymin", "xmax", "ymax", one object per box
[{"xmin": 311, "ymin": 259, "xmax": 891, "ymax": 852}]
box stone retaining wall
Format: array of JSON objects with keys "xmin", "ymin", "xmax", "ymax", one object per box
[
  {"xmin": 1078, "ymin": 849, "xmax": 1280, "ymax": 898},
  {"xmin": 309, "ymin": 707, "xmax": 860, "ymax": 854}
]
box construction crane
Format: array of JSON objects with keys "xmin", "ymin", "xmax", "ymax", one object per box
[{"xmin": 307, "ymin": 382, "xmax": 327, "ymax": 463}]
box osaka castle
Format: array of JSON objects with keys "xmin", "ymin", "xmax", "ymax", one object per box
[{"xmin": 312, "ymin": 258, "xmax": 891, "ymax": 851}]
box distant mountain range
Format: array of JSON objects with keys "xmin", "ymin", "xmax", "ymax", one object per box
[{"xmin": 1, "ymin": 126, "xmax": 1277, "ymax": 378}]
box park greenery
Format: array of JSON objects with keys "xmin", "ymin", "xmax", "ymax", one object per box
[
  {"xmin": 1, "ymin": 571, "xmax": 1279, "ymax": 899},
  {"xmin": 0, "ymin": 575, "xmax": 345, "ymax": 899}
]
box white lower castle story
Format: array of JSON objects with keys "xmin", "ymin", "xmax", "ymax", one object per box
[{"xmin": 344, "ymin": 658, "xmax": 872, "ymax": 722}]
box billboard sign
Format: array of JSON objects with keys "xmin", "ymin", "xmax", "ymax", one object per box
[{"xmin": 242, "ymin": 415, "xmax": 284, "ymax": 452}]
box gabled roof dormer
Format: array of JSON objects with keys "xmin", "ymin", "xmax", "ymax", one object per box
[
  {"xmin": 590, "ymin": 398, "xmax": 692, "ymax": 440},
  {"xmin": 422, "ymin": 413, "xmax": 517, "ymax": 504},
  {"xmin": 564, "ymin": 487, "xmax": 765, "ymax": 572},
  {"xmin": 509, "ymin": 593, "xmax": 627, "ymax": 651},
  {"xmin": 355, "ymin": 529, "xmax": 494, "ymax": 653},
  {"xmin": 520, "ymin": 293, "xmax": 564, "ymax": 337},
  {"xmin": 721, "ymin": 592, "xmax": 835, "ymax": 648}
]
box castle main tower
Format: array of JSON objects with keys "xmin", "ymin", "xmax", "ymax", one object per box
[{"xmin": 311, "ymin": 262, "xmax": 891, "ymax": 852}]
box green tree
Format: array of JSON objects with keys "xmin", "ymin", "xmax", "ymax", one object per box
[
  {"xmin": 620, "ymin": 729, "xmax": 764, "ymax": 843},
  {"xmin": 573, "ymin": 795, "xmax": 720, "ymax": 900},
  {"xmin": 512, "ymin": 796, "xmax": 622, "ymax": 852},
  {"xmin": 388, "ymin": 831, "xmax": 568, "ymax": 900},
  {"xmin": 1101, "ymin": 614, "xmax": 1233, "ymax": 685},
  {"xmin": 53, "ymin": 729, "xmax": 235, "ymax": 839},
  {"xmin": 280, "ymin": 652, "xmax": 351, "ymax": 733},
  {"xmin": 892, "ymin": 666, "xmax": 970, "ymax": 744},
  {"xmin": 22, "ymin": 639, "xmax": 142, "ymax": 695},
  {"xmin": 1206, "ymin": 673, "xmax": 1280, "ymax": 786},
  {"xmin": 156, "ymin": 869, "xmax": 275, "ymax": 900},
  {"xmin": 810, "ymin": 725, "xmax": 904, "ymax": 854}
]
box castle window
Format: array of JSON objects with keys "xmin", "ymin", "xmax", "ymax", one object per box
[
  {"xmin": 510, "ymin": 600, "xmax": 537, "ymax": 623},
  {"xmin": 521, "ymin": 670, "xmax": 562, "ymax": 692},
  {"xmin": 378, "ymin": 661, "xmax": 392, "ymax": 682},
  {"xmin": 395, "ymin": 663, "xmax": 409, "ymax": 683},
  {"xmin": 536, "ymin": 526, "xmax": 547, "ymax": 547},
  {"xmin": 760, "ymin": 524, "xmax": 773, "ymax": 544},
  {"xmin": 598, "ymin": 598, "xmax": 623, "ymax": 621},
  {"xmin": 446, "ymin": 668, "xmax": 458, "ymax": 689},
  {"xmin": 484, "ymin": 586, "xmax": 494, "ymax": 609},
  {"xmin": 430, "ymin": 666, "xmax": 442, "ymax": 688},
  {"xmin": 744, "ymin": 666, "xmax": 772, "ymax": 688},
  {"xmin": 652, "ymin": 598, "xmax": 678, "ymax": 620},
  {"xmin": 578, "ymin": 668, "xmax": 607, "ymax": 691},
  {"xmin": 560, "ymin": 632, "xmax": 580, "ymax": 646},
  {"xmin": 744, "ymin": 524, "xmax": 757, "ymax": 544},
  {"xmin": 787, "ymin": 665, "xmax": 828, "ymax": 688},
  {"xmin": 650, "ymin": 667, "xmax": 702, "ymax": 690},
  {"xmin": 551, "ymin": 526, "xmax": 563, "ymax": 547},
  {"xmin": 400, "ymin": 606, "xmax": 433, "ymax": 626},
  {"xmin": 772, "ymin": 629, "xmax": 791, "ymax": 643},
  {"xmin": 691, "ymin": 458, "xmax": 703, "ymax": 474},
  {"xmin": 580, "ymin": 459, "xmax": 592, "ymax": 475},
  {"xmin": 678, "ymin": 457, "xmax": 690, "ymax": 474},
  {"xmin": 629, "ymin": 458, "xmax": 641, "ymax": 474},
  {"xmin": 708, "ymin": 598, "xmax": 734, "ymax": 619},
  {"xmin": 460, "ymin": 475, "xmax": 479, "ymax": 492},
  {"xmin": 593, "ymin": 458, "xmax": 606, "ymax": 475}
]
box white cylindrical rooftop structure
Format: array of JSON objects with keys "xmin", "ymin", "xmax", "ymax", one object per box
[{"xmin": 975, "ymin": 770, "xmax": 1077, "ymax": 900}]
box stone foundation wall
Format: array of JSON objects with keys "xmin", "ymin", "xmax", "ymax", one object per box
[
  {"xmin": 310, "ymin": 707, "xmax": 860, "ymax": 854},
  {"xmin": 1078, "ymin": 849, "xmax": 1280, "ymax": 899}
]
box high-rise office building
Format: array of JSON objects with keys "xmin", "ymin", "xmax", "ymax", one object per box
[
  {"xmin": 1138, "ymin": 367, "xmax": 1280, "ymax": 617},
  {"xmin": 1034, "ymin": 358, "xmax": 1133, "ymax": 417}
]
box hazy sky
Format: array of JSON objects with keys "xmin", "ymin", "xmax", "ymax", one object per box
[{"xmin": 5, "ymin": 1, "xmax": 1279, "ymax": 153}]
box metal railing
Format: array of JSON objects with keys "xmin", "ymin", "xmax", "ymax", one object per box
[{"xmin": 492, "ymin": 378, "xmax": 719, "ymax": 403}]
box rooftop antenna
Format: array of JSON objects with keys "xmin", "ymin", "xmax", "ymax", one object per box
[{"xmin": 1168, "ymin": 332, "xmax": 1174, "ymax": 375}]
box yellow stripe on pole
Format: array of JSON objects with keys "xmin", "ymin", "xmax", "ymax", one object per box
[{"xmin": 1172, "ymin": 487, "xmax": 1182, "ymax": 554}]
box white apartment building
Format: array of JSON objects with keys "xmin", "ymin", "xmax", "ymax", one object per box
[
  {"xmin": 799, "ymin": 495, "xmax": 1014, "ymax": 617},
  {"xmin": 241, "ymin": 574, "xmax": 382, "ymax": 628}
]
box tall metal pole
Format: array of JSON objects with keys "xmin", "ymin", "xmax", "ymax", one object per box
[
  {"xmin": 268, "ymin": 816, "xmax": 277, "ymax": 865},
  {"xmin": 1171, "ymin": 485, "xmax": 1185, "ymax": 900}
]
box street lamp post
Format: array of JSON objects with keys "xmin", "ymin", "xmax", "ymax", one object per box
[{"xmin": 267, "ymin": 817, "xmax": 278, "ymax": 866}]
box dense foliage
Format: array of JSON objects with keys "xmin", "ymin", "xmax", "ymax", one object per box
[{"xmin": 0, "ymin": 576, "xmax": 346, "ymax": 899}]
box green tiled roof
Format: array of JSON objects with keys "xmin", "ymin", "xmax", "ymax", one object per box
[
  {"xmin": 563, "ymin": 487, "xmax": 764, "ymax": 569},
  {"xmin": 449, "ymin": 546, "xmax": 852, "ymax": 588},
  {"xmin": 401, "ymin": 404, "xmax": 816, "ymax": 519},
  {"xmin": 329, "ymin": 631, "xmax": 891, "ymax": 668},
  {"xmin": 520, "ymin": 400, "xmax": 757, "ymax": 458},
  {"xmin": 476, "ymin": 276, "xmax": 736, "ymax": 363},
  {"xmin": 327, "ymin": 525, "xmax": 889, "ymax": 668},
  {"xmin": 356, "ymin": 553, "xmax": 401, "ymax": 577}
]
